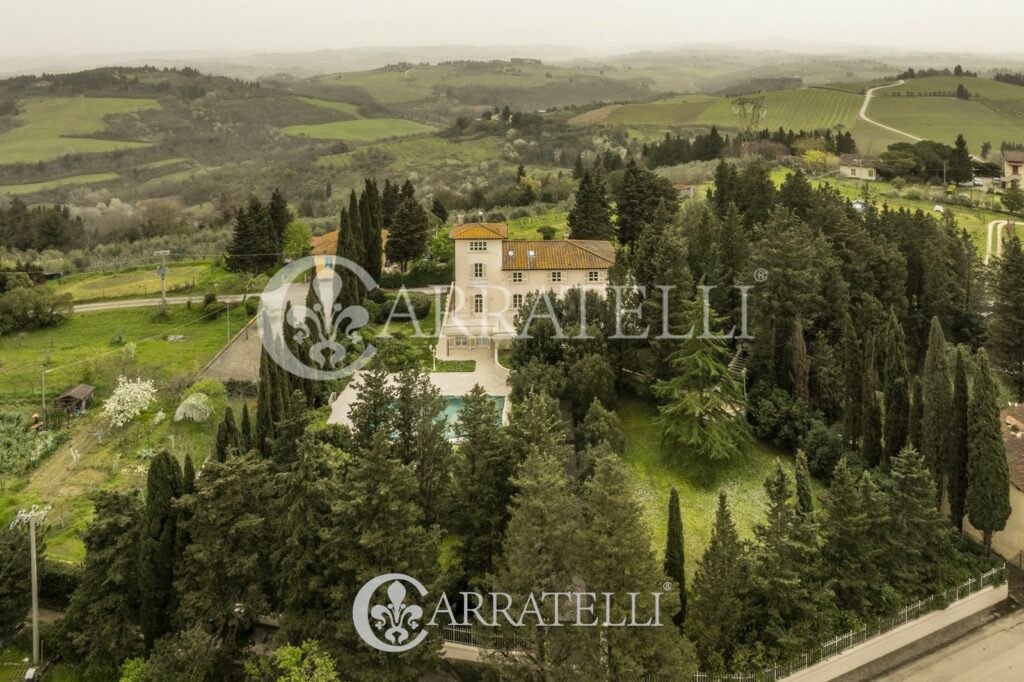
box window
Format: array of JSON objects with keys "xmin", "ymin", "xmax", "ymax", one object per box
[
  {"xmin": 472, "ymin": 263, "xmax": 485, "ymax": 278},
  {"xmin": 513, "ymin": 293, "xmax": 523, "ymax": 308},
  {"xmin": 549, "ymin": 271, "xmax": 563, "ymax": 283},
  {"xmin": 474, "ymin": 294, "xmax": 484, "ymax": 313},
  {"xmin": 512, "ymin": 271, "xmax": 523, "ymax": 283},
  {"xmin": 850, "ymin": 167, "xmax": 858, "ymax": 177},
  {"xmin": 867, "ymin": 169, "xmax": 875, "ymax": 178},
  {"xmin": 588, "ymin": 271, "xmax": 600, "ymax": 283},
  {"xmin": 469, "ymin": 241, "xmax": 487, "ymax": 252},
  {"xmin": 454, "ymin": 336, "xmax": 468, "ymax": 348}
]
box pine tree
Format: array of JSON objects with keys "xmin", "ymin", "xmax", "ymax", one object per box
[
  {"xmin": 795, "ymin": 450, "xmax": 814, "ymax": 517},
  {"xmin": 860, "ymin": 332, "xmax": 883, "ymax": 468},
  {"xmin": 886, "ymin": 447, "xmax": 957, "ymax": 597},
  {"xmin": 60, "ymin": 492, "xmax": 144, "ymax": 676},
  {"xmin": 385, "ymin": 196, "xmax": 430, "ymax": 271},
  {"xmin": 390, "ymin": 370, "xmax": 452, "ymax": 525},
  {"xmin": 948, "ymin": 348, "xmax": 970, "ymax": 530},
  {"xmin": 567, "ymin": 169, "xmax": 613, "ymax": 240},
  {"xmin": 614, "ymin": 158, "xmax": 676, "ymax": 248},
  {"xmin": 577, "ymin": 455, "xmax": 695, "ymax": 679},
  {"xmin": 450, "ymin": 385, "xmax": 515, "ymax": 582},
  {"xmin": 687, "ymin": 493, "xmax": 748, "ymax": 672},
  {"xmin": 578, "ymin": 398, "xmax": 626, "ymax": 455},
  {"xmin": 821, "ymin": 459, "xmax": 881, "ymax": 614},
  {"xmin": 991, "ymin": 235, "xmax": 1024, "ymax": 399},
  {"xmin": 966, "ymin": 349, "xmax": 1011, "ymax": 550},
  {"xmin": 346, "ymin": 365, "xmax": 394, "ymax": 453},
  {"xmin": 921, "ymin": 317, "xmax": 952, "ymax": 499},
  {"xmin": 139, "ymin": 451, "xmax": 183, "ymax": 651},
  {"xmin": 882, "ymin": 309, "xmax": 910, "ymax": 465},
  {"xmin": 664, "ymin": 487, "xmax": 686, "ymax": 626},
  {"xmin": 949, "ymin": 135, "xmax": 973, "ymax": 184}
]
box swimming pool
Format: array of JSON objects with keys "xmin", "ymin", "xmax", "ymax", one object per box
[{"xmin": 442, "ymin": 395, "xmax": 505, "ymax": 437}]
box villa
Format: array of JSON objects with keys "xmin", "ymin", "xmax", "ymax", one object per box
[{"xmin": 436, "ymin": 222, "xmax": 615, "ymax": 357}]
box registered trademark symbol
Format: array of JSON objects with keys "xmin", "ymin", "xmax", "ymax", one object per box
[
  {"xmin": 663, "ymin": 581, "xmax": 673, "ymax": 591},
  {"xmin": 754, "ymin": 268, "xmax": 768, "ymax": 283}
]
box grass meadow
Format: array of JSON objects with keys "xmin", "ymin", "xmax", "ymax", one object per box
[{"xmin": 0, "ymin": 97, "xmax": 160, "ymax": 164}]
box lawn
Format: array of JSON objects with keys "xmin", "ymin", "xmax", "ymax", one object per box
[
  {"xmin": 617, "ymin": 397, "xmax": 812, "ymax": 578},
  {"xmin": 506, "ymin": 210, "xmax": 569, "ymax": 239},
  {"xmin": 284, "ymin": 118, "xmax": 436, "ymax": 142},
  {"xmin": 0, "ymin": 97, "xmax": 160, "ymax": 164},
  {"xmin": 52, "ymin": 262, "xmax": 242, "ymax": 302},
  {"xmin": 0, "ymin": 172, "xmax": 120, "ymax": 196}
]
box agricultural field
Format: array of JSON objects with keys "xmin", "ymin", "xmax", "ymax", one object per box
[
  {"xmin": 0, "ymin": 97, "xmax": 160, "ymax": 164},
  {"xmin": 0, "ymin": 304, "xmax": 249, "ymax": 562},
  {"xmin": 52, "ymin": 262, "xmax": 241, "ymax": 302},
  {"xmin": 866, "ymin": 76, "xmax": 1024, "ymax": 152},
  {"xmin": 0, "ymin": 171, "xmax": 120, "ymax": 196},
  {"xmin": 284, "ymin": 118, "xmax": 436, "ymax": 142},
  {"xmin": 572, "ymin": 87, "xmax": 863, "ymax": 133},
  {"xmin": 292, "ymin": 95, "xmax": 362, "ymax": 116},
  {"xmin": 506, "ymin": 209, "xmax": 569, "ymax": 239}
]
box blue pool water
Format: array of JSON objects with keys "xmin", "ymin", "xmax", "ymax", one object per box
[{"xmin": 442, "ymin": 395, "xmax": 505, "ymax": 437}]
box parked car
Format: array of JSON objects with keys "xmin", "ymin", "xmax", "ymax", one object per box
[{"xmin": 973, "ymin": 178, "xmax": 984, "ymax": 187}]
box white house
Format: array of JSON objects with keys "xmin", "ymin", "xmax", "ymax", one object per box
[
  {"xmin": 437, "ymin": 222, "xmax": 615, "ymax": 357},
  {"xmin": 1004, "ymin": 150, "xmax": 1024, "ymax": 185},
  {"xmin": 839, "ymin": 154, "xmax": 880, "ymax": 182}
]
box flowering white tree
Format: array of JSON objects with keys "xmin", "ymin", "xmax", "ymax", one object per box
[{"xmin": 103, "ymin": 376, "xmax": 157, "ymax": 427}]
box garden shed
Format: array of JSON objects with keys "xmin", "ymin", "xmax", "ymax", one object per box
[{"xmin": 53, "ymin": 383, "xmax": 95, "ymax": 415}]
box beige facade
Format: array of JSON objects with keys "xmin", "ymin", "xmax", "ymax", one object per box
[
  {"xmin": 839, "ymin": 153, "xmax": 879, "ymax": 181},
  {"xmin": 1005, "ymin": 150, "xmax": 1024, "ymax": 184},
  {"xmin": 438, "ymin": 223, "xmax": 613, "ymax": 356}
]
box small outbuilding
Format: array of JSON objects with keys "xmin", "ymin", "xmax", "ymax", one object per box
[
  {"xmin": 53, "ymin": 384, "xmax": 95, "ymax": 415},
  {"xmin": 1004, "ymin": 150, "xmax": 1024, "ymax": 185},
  {"xmin": 839, "ymin": 153, "xmax": 880, "ymax": 181}
]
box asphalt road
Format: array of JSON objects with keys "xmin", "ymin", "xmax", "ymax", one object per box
[{"xmin": 878, "ymin": 607, "xmax": 1024, "ymax": 681}]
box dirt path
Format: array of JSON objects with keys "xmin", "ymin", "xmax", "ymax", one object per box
[
  {"xmin": 986, "ymin": 220, "xmax": 1012, "ymax": 264},
  {"xmin": 73, "ymin": 294, "xmax": 245, "ymax": 313},
  {"xmin": 859, "ymin": 80, "xmax": 922, "ymax": 143}
]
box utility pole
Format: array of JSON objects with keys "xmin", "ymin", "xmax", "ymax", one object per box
[
  {"xmin": 11, "ymin": 505, "xmax": 51, "ymax": 666},
  {"xmin": 154, "ymin": 250, "xmax": 171, "ymax": 307}
]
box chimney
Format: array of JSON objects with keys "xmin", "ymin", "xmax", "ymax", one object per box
[{"xmin": 456, "ymin": 212, "xmax": 465, "ymax": 225}]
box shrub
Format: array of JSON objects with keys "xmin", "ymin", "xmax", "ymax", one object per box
[
  {"xmin": 184, "ymin": 378, "xmax": 226, "ymax": 402},
  {"xmin": 39, "ymin": 560, "xmax": 82, "ymax": 609},
  {"xmin": 538, "ymin": 225, "xmax": 557, "ymax": 240},
  {"xmin": 244, "ymin": 296, "xmax": 259, "ymax": 315},
  {"xmin": 801, "ymin": 420, "xmax": 847, "ymax": 480},
  {"xmin": 174, "ymin": 392, "xmax": 213, "ymax": 422},
  {"xmin": 378, "ymin": 262, "xmax": 453, "ymax": 288},
  {"xmin": 203, "ymin": 292, "xmax": 217, "ymax": 306},
  {"xmin": 748, "ymin": 386, "xmax": 821, "ymax": 451}
]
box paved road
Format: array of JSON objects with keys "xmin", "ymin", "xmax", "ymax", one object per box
[
  {"xmin": 878, "ymin": 607, "xmax": 1024, "ymax": 681},
  {"xmin": 858, "ymin": 80, "xmax": 922, "ymax": 143},
  {"xmin": 72, "ymin": 294, "xmax": 246, "ymax": 313}
]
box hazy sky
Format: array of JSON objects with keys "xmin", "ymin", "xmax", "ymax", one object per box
[{"xmin": 2, "ymin": 0, "xmax": 1022, "ymax": 56}]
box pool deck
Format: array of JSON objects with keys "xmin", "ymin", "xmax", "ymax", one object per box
[{"xmin": 327, "ymin": 347, "xmax": 511, "ymax": 429}]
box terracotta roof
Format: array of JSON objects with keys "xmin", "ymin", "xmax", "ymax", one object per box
[
  {"xmin": 449, "ymin": 223, "xmax": 508, "ymax": 240},
  {"xmin": 839, "ymin": 153, "xmax": 879, "ymax": 167},
  {"xmin": 1005, "ymin": 150, "xmax": 1024, "ymax": 163},
  {"xmin": 1001, "ymin": 404, "xmax": 1024, "ymax": 492},
  {"xmin": 310, "ymin": 230, "xmax": 338, "ymax": 256},
  {"xmin": 502, "ymin": 239, "xmax": 615, "ymax": 271}
]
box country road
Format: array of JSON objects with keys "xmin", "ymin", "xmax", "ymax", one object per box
[
  {"xmin": 72, "ymin": 294, "xmax": 247, "ymax": 313},
  {"xmin": 858, "ymin": 80, "xmax": 922, "ymax": 142}
]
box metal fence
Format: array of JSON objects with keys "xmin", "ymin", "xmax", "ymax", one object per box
[{"xmin": 688, "ymin": 566, "xmax": 1006, "ymax": 682}]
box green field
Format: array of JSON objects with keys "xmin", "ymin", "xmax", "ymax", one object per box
[
  {"xmin": 869, "ymin": 94, "xmax": 1024, "ymax": 153},
  {"xmin": 618, "ymin": 398, "xmax": 813, "ymax": 577},
  {"xmin": 506, "ymin": 210, "xmax": 569, "ymax": 239},
  {"xmin": 0, "ymin": 171, "xmax": 120, "ymax": 195},
  {"xmin": 0, "ymin": 97, "xmax": 160, "ymax": 164},
  {"xmin": 284, "ymin": 118, "xmax": 436, "ymax": 142},
  {"xmin": 52, "ymin": 262, "xmax": 239, "ymax": 302}
]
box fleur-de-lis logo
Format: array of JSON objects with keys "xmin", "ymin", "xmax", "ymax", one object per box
[
  {"xmin": 353, "ymin": 573, "xmax": 430, "ymax": 652},
  {"xmin": 370, "ymin": 580, "xmax": 424, "ymax": 645},
  {"xmin": 258, "ymin": 256, "xmax": 378, "ymax": 381}
]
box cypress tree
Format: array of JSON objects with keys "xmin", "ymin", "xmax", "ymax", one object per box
[
  {"xmin": 256, "ymin": 346, "xmax": 277, "ymax": 455},
  {"xmin": 908, "ymin": 376, "xmax": 924, "ymax": 452},
  {"xmin": 821, "ymin": 459, "xmax": 880, "ymax": 614},
  {"xmin": 664, "ymin": 487, "xmax": 686, "ymax": 626},
  {"xmin": 948, "ymin": 348, "xmax": 970, "ymax": 530},
  {"xmin": 347, "ymin": 365, "xmax": 395, "ymax": 453},
  {"xmin": 362, "ymin": 179, "xmax": 383, "ymax": 282},
  {"xmin": 795, "ymin": 450, "xmax": 814, "ymax": 517},
  {"xmin": 240, "ymin": 403, "xmax": 253, "ymax": 453},
  {"xmin": 921, "ymin": 317, "xmax": 952, "ymax": 501},
  {"xmin": 840, "ymin": 314, "xmax": 864, "ymax": 446},
  {"xmin": 882, "ymin": 309, "xmax": 910, "ymax": 466},
  {"xmin": 966, "ymin": 349, "xmax": 1011, "ymax": 550},
  {"xmin": 991, "ymin": 235, "xmax": 1024, "ymax": 400},
  {"xmin": 861, "ymin": 332, "xmax": 883, "ymax": 468},
  {"xmin": 139, "ymin": 452, "xmax": 183, "ymax": 651},
  {"xmin": 268, "ymin": 188, "xmax": 291, "ymax": 260}
]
